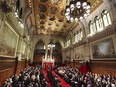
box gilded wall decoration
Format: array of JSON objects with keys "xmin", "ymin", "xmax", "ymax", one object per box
[
  {"xmin": 38, "ymin": 4, "xmax": 47, "ymax": 12},
  {"xmin": 0, "ymin": 21, "xmax": 19, "ymax": 57},
  {"xmin": 92, "ymin": 38, "xmax": 116, "ymax": 59},
  {"xmin": 50, "ymin": 7, "xmax": 58, "ymax": 14}
]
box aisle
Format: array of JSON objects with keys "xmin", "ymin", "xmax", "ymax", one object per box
[
  {"xmin": 52, "ymin": 71, "xmax": 72, "ymax": 87},
  {"xmin": 43, "ymin": 70, "xmax": 52, "ymax": 87}
]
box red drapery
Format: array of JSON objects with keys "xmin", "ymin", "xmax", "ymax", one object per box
[
  {"xmin": 43, "ymin": 62, "xmax": 54, "ymax": 70},
  {"xmin": 80, "ymin": 65, "xmax": 89, "ymax": 74}
]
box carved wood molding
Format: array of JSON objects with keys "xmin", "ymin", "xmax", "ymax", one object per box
[
  {"xmin": 0, "ymin": 57, "xmax": 16, "ymax": 62},
  {"xmin": 90, "ymin": 60, "xmax": 116, "ymax": 69}
]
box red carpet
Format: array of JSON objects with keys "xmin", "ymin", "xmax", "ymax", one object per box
[
  {"xmin": 52, "ymin": 71, "xmax": 72, "ymax": 87},
  {"xmin": 43, "ymin": 70, "xmax": 52, "ymax": 87}
]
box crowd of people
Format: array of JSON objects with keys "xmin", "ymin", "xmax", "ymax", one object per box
[
  {"xmin": 2, "ymin": 65, "xmax": 116, "ymax": 87},
  {"xmin": 47, "ymin": 69, "xmax": 62, "ymax": 87},
  {"xmin": 3, "ymin": 66, "xmax": 48, "ymax": 87},
  {"xmin": 55, "ymin": 66, "xmax": 116, "ymax": 87}
]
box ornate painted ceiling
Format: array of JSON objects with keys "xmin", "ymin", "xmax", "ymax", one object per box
[{"xmin": 28, "ymin": 0, "xmax": 103, "ymax": 37}]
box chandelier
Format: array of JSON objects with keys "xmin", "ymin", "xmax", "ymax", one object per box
[
  {"xmin": 65, "ymin": 0, "xmax": 91, "ymax": 22},
  {"xmin": 48, "ymin": 40, "xmax": 55, "ymax": 48}
]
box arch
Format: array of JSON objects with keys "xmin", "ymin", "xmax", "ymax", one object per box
[
  {"xmin": 24, "ymin": 8, "xmax": 32, "ymax": 29},
  {"xmin": 33, "ymin": 40, "xmax": 45, "ymax": 64},
  {"xmin": 94, "ymin": 16, "xmax": 99, "ymax": 30},
  {"xmin": 101, "ymin": 10, "xmax": 112, "ymax": 27},
  {"xmin": 19, "ymin": 7, "xmax": 23, "ymax": 19},
  {"xmin": 54, "ymin": 42, "xmax": 62, "ymax": 51},
  {"xmin": 16, "ymin": 0, "xmax": 20, "ymax": 10},
  {"xmin": 79, "ymin": 21, "xmax": 86, "ymax": 38},
  {"xmin": 88, "ymin": 21, "xmax": 92, "ymax": 34},
  {"xmin": 54, "ymin": 42, "xmax": 62, "ymax": 64},
  {"xmin": 34, "ymin": 40, "xmax": 45, "ymax": 50}
]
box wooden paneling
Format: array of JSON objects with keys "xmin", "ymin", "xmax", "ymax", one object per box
[
  {"xmin": 66, "ymin": 60, "xmax": 84, "ymax": 68},
  {"xmin": 90, "ymin": 60, "xmax": 116, "ymax": 76},
  {"xmin": 54, "ymin": 56, "xmax": 62, "ymax": 65},
  {"xmin": 33, "ymin": 54, "xmax": 43, "ymax": 64},
  {"xmin": 0, "ymin": 57, "xmax": 16, "ymax": 86},
  {"xmin": 16, "ymin": 60, "xmax": 26, "ymax": 74},
  {"xmin": 0, "ymin": 68, "xmax": 15, "ymax": 86},
  {"xmin": 0, "ymin": 57, "xmax": 30, "ymax": 86},
  {"xmin": 73, "ymin": 60, "xmax": 82, "ymax": 68}
]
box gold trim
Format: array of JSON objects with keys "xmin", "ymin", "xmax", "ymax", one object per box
[
  {"xmin": 0, "ymin": 60, "xmax": 16, "ymax": 62},
  {"xmin": 91, "ymin": 0, "xmax": 103, "ymax": 13}
]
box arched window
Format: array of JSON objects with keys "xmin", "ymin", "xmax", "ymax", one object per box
[
  {"xmin": 102, "ymin": 10, "xmax": 111, "ymax": 27},
  {"xmin": 76, "ymin": 29, "xmax": 83, "ymax": 42},
  {"xmin": 65, "ymin": 39, "xmax": 70, "ymax": 47},
  {"xmin": 89, "ymin": 21, "xmax": 94, "ymax": 35},
  {"xmin": 19, "ymin": 7, "xmax": 23, "ymax": 19},
  {"xmin": 93, "ymin": 22, "xmax": 97, "ymax": 34},
  {"xmin": 95, "ymin": 16, "xmax": 99, "ymax": 30},
  {"xmin": 16, "ymin": 0, "xmax": 20, "ymax": 10},
  {"xmin": 98, "ymin": 17, "xmax": 103, "ymax": 31},
  {"xmin": 94, "ymin": 16, "xmax": 103, "ymax": 32},
  {"xmin": 66, "ymin": 39, "xmax": 70, "ymax": 47},
  {"xmin": 68, "ymin": 39, "xmax": 70, "ymax": 46}
]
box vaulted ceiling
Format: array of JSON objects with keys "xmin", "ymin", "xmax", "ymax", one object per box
[{"xmin": 28, "ymin": 0, "xmax": 103, "ymax": 37}]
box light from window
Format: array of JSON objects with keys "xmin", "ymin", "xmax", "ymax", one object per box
[
  {"xmin": 98, "ymin": 18, "xmax": 103, "ymax": 31},
  {"xmin": 74, "ymin": 29, "xmax": 83, "ymax": 43},
  {"xmin": 88, "ymin": 10, "xmax": 112, "ymax": 37},
  {"xmin": 95, "ymin": 16, "xmax": 99, "ymax": 31},
  {"xmin": 65, "ymin": 39, "xmax": 70, "ymax": 47},
  {"xmin": 102, "ymin": 10, "xmax": 111, "ymax": 27}
]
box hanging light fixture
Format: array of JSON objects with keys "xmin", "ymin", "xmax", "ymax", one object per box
[
  {"xmin": 65, "ymin": 0, "xmax": 91, "ymax": 22},
  {"xmin": 48, "ymin": 40, "xmax": 55, "ymax": 48}
]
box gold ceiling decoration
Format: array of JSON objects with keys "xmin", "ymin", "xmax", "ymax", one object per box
[
  {"xmin": 51, "ymin": 0, "xmax": 63, "ymax": 5},
  {"xmin": 29, "ymin": 0, "xmax": 103, "ymax": 37}
]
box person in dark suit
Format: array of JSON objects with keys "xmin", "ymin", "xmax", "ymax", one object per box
[{"xmin": 12, "ymin": 74, "xmax": 19, "ymax": 87}]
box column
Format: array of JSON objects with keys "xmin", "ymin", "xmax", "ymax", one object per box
[
  {"xmin": 16, "ymin": 37, "xmax": 23, "ymax": 61},
  {"xmin": 29, "ymin": 47, "xmax": 34, "ymax": 63},
  {"xmin": 45, "ymin": 45, "xmax": 48, "ymax": 59},
  {"xmin": 50, "ymin": 47, "xmax": 53, "ymax": 60},
  {"xmin": 25, "ymin": 45, "xmax": 29, "ymax": 60},
  {"xmin": 62, "ymin": 50, "xmax": 65, "ymax": 63}
]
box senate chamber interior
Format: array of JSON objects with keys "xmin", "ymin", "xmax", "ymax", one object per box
[{"xmin": 0, "ymin": 0, "xmax": 116, "ymax": 87}]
